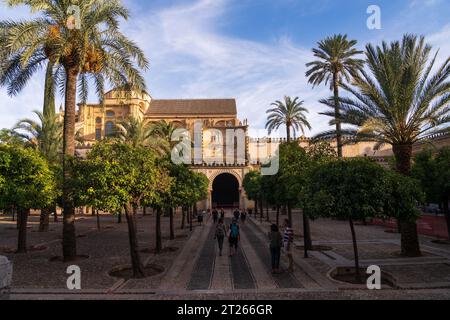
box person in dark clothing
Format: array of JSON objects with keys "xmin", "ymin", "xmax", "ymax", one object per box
[
  {"xmin": 240, "ymin": 209, "xmax": 247, "ymax": 223},
  {"xmin": 268, "ymin": 224, "xmax": 282, "ymax": 274},
  {"xmin": 228, "ymin": 218, "xmax": 240, "ymax": 257},
  {"xmin": 214, "ymin": 219, "xmax": 226, "ymax": 256},
  {"xmin": 212, "ymin": 208, "xmax": 219, "ymax": 224},
  {"xmin": 233, "ymin": 209, "xmax": 240, "ymax": 221},
  {"xmin": 220, "ymin": 208, "xmax": 225, "ymax": 220}
]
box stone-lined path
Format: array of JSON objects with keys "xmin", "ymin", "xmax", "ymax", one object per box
[{"xmin": 184, "ymin": 212, "xmax": 311, "ymax": 292}]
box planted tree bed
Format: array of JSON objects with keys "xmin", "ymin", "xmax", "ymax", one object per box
[
  {"xmin": 109, "ymin": 264, "xmax": 164, "ymax": 280},
  {"xmin": 329, "ymin": 267, "xmax": 396, "ymax": 288}
]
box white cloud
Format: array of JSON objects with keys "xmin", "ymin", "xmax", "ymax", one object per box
[{"xmin": 124, "ymin": 0, "xmax": 331, "ymax": 135}]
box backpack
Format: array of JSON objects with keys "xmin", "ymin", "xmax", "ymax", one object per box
[
  {"xmin": 216, "ymin": 224, "xmax": 225, "ymax": 237},
  {"xmin": 230, "ymin": 223, "xmax": 239, "ymax": 238}
]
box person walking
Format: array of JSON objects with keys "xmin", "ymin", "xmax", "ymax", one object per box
[
  {"xmin": 240, "ymin": 209, "xmax": 247, "ymax": 224},
  {"xmin": 233, "ymin": 208, "xmax": 240, "ymax": 221},
  {"xmin": 198, "ymin": 210, "xmax": 205, "ymax": 226},
  {"xmin": 268, "ymin": 224, "xmax": 282, "ymax": 274},
  {"xmin": 228, "ymin": 218, "xmax": 240, "ymax": 257},
  {"xmin": 220, "ymin": 208, "xmax": 225, "ymax": 220},
  {"xmin": 212, "ymin": 208, "xmax": 219, "ymax": 224},
  {"xmin": 282, "ymin": 219, "xmax": 294, "ymax": 272},
  {"xmin": 214, "ymin": 219, "xmax": 227, "ymax": 256}
]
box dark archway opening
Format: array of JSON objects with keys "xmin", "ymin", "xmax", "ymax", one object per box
[{"xmin": 212, "ymin": 173, "xmax": 239, "ymax": 208}]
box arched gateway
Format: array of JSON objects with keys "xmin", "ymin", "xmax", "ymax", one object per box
[
  {"xmin": 212, "ymin": 173, "xmax": 240, "ymax": 208},
  {"xmin": 193, "ymin": 168, "xmax": 253, "ymax": 211}
]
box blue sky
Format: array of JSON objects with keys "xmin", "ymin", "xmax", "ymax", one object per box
[{"xmin": 1, "ymin": 0, "xmax": 449, "ymax": 136}]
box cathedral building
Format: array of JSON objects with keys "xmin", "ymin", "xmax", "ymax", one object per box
[{"xmin": 73, "ymin": 88, "xmax": 450, "ymax": 211}]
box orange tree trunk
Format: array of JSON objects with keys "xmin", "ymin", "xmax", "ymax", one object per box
[
  {"xmin": 349, "ymin": 219, "xmax": 361, "ymax": 283},
  {"xmin": 17, "ymin": 209, "xmax": 29, "ymax": 253},
  {"xmin": 39, "ymin": 208, "xmax": 50, "ymax": 232},
  {"xmin": 393, "ymin": 143, "xmax": 422, "ymax": 257},
  {"xmin": 169, "ymin": 208, "xmax": 175, "ymax": 240},
  {"xmin": 124, "ymin": 204, "xmax": 145, "ymax": 278},
  {"xmin": 303, "ymin": 212, "xmax": 313, "ymax": 253},
  {"xmin": 62, "ymin": 67, "xmax": 78, "ymax": 261},
  {"xmin": 156, "ymin": 209, "xmax": 162, "ymax": 253}
]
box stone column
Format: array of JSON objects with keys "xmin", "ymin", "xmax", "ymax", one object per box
[
  {"xmin": 0, "ymin": 256, "xmax": 12, "ymax": 300},
  {"xmin": 208, "ymin": 190, "xmax": 213, "ymax": 210}
]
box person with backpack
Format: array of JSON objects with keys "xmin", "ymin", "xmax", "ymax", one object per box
[
  {"xmin": 214, "ymin": 219, "xmax": 227, "ymax": 256},
  {"xmin": 228, "ymin": 218, "xmax": 240, "ymax": 257},
  {"xmin": 268, "ymin": 224, "xmax": 282, "ymax": 274}
]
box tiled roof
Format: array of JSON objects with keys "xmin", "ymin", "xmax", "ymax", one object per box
[{"xmin": 146, "ymin": 99, "xmax": 237, "ymax": 116}]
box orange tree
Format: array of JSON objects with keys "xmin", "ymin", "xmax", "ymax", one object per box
[
  {"xmin": 303, "ymin": 158, "xmax": 388, "ymax": 282},
  {"xmin": 72, "ymin": 141, "xmax": 169, "ymax": 278},
  {"xmin": 0, "ymin": 145, "xmax": 56, "ymax": 252}
]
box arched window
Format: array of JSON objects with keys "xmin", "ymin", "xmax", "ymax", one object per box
[
  {"xmin": 106, "ymin": 110, "xmax": 115, "ymax": 117},
  {"xmin": 105, "ymin": 121, "xmax": 115, "ymax": 137}
]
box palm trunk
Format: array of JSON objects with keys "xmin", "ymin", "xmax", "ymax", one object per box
[
  {"xmin": 124, "ymin": 203, "xmax": 145, "ymax": 278},
  {"xmin": 156, "ymin": 209, "xmax": 162, "ymax": 253},
  {"xmin": 254, "ymin": 199, "xmax": 258, "ymax": 215},
  {"xmin": 286, "ymin": 124, "xmax": 291, "ymax": 143},
  {"xmin": 143, "ymin": 206, "xmax": 147, "ymax": 216},
  {"xmin": 43, "ymin": 61, "xmax": 55, "ymax": 118},
  {"xmin": 53, "ymin": 205, "xmax": 58, "ymax": 222},
  {"xmin": 266, "ymin": 203, "xmax": 270, "ymax": 222},
  {"xmin": 349, "ymin": 219, "xmax": 361, "ymax": 283},
  {"xmin": 39, "ymin": 208, "xmax": 50, "ymax": 232},
  {"xmin": 333, "ymin": 74, "xmax": 343, "ymax": 158},
  {"xmin": 393, "ymin": 143, "xmax": 422, "ymax": 257},
  {"xmin": 118, "ymin": 210, "xmax": 122, "ymax": 223},
  {"xmin": 303, "ymin": 212, "xmax": 313, "ymax": 254},
  {"xmin": 169, "ymin": 207, "xmax": 175, "ymax": 240},
  {"xmin": 62, "ymin": 67, "xmax": 78, "ymax": 262},
  {"xmin": 17, "ymin": 209, "xmax": 29, "ymax": 253}
]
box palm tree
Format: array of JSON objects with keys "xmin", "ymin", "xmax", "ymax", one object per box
[
  {"xmin": 0, "ymin": 0, "xmax": 148, "ymax": 261},
  {"xmin": 117, "ymin": 117, "xmax": 169, "ymax": 155},
  {"xmin": 318, "ymin": 35, "xmax": 450, "ymax": 257},
  {"xmin": 266, "ymin": 96, "xmax": 311, "ymax": 142},
  {"xmin": 306, "ymin": 34, "xmax": 364, "ymax": 157},
  {"xmin": 149, "ymin": 120, "xmax": 178, "ymax": 147},
  {"xmin": 12, "ymin": 111, "xmax": 62, "ymax": 164}
]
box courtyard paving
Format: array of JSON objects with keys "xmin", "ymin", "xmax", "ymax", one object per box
[{"xmin": 1, "ymin": 209, "xmax": 450, "ymax": 300}]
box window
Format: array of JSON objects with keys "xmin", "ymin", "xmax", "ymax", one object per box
[
  {"xmin": 105, "ymin": 121, "xmax": 115, "ymax": 137},
  {"xmin": 95, "ymin": 128, "xmax": 102, "ymax": 141},
  {"xmin": 106, "ymin": 110, "xmax": 115, "ymax": 117},
  {"xmin": 95, "ymin": 117, "xmax": 102, "ymax": 124}
]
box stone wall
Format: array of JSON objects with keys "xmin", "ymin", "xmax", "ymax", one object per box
[{"xmin": 0, "ymin": 256, "xmax": 12, "ymax": 300}]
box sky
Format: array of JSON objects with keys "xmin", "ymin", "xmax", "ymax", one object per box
[{"xmin": 0, "ymin": 0, "xmax": 449, "ymax": 137}]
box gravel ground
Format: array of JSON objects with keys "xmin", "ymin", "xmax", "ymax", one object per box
[{"xmin": 0, "ymin": 212, "xmax": 191, "ymax": 290}]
